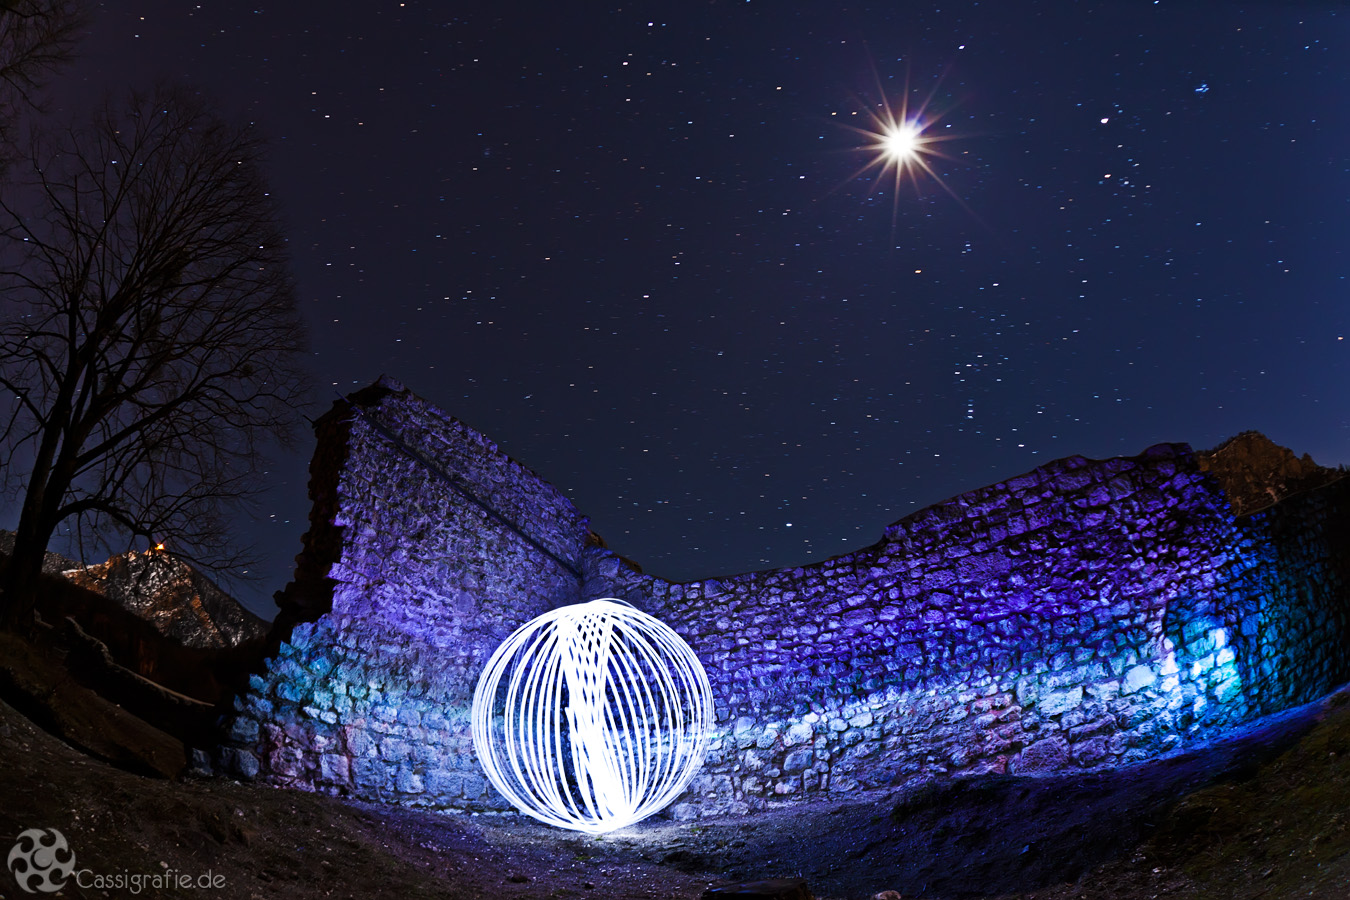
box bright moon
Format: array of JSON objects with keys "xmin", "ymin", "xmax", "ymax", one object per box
[
  {"xmin": 862, "ymin": 112, "xmax": 938, "ymax": 193},
  {"xmin": 881, "ymin": 123, "xmax": 921, "ymax": 162},
  {"xmin": 841, "ymin": 87, "xmax": 961, "ymax": 207}
]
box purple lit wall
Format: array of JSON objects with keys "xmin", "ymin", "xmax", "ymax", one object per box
[
  {"xmin": 586, "ymin": 447, "xmax": 1350, "ymax": 815},
  {"xmin": 219, "ymin": 380, "xmax": 1350, "ymax": 818},
  {"xmin": 220, "ymin": 379, "xmax": 590, "ymax": 804}
]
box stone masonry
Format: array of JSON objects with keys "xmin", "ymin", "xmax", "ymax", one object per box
[
  {"xmin": 221, "ymin": 379, "xmax": 589, "ymax": 805},
  {"xmin": 220, "ymin": 378, "xmax": 1350, "ymax": 820}
]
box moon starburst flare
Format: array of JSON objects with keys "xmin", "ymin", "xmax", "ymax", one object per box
[
  {"xmin": 853, "ymin": 108, "xmax": 945, "ymax": 196},
  {"xmin": 880, "ymin": 121, "xmax": 922, "ymax": 162},
  {"xmin": 840, "ymin": 80, "xmax": 965, "ymax": 210}
]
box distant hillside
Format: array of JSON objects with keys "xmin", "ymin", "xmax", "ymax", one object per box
[
  {"xmin": 1198, "ymin": 431, "xmax": 1344, "ymax": 516},
  {"xmin": 61, "ymin": 549, "xmax": 268, "ymax": 650},
  {"xmin": 1, "ymin": 531, "xmax": 267, "ymax": 650}
]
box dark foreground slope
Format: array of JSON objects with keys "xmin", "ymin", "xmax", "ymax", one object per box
[{"xmin": 2, "ymin": 667, "xmax": 1347, "ymax": 900}]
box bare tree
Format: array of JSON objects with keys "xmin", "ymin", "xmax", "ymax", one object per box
[
  {"xmin": 0, "ymin": 84, "xmax": 309, "ymax": 630},
  {"xmin": 0, "ymin": 0, "xmax": 83, "ymax": 166}
]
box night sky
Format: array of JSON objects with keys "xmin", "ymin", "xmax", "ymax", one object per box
[{"xmin": 37, "ymin": 1, "xmax": 1350, "ymax": 617}]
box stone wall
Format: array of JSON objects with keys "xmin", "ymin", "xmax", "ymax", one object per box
[
  {"xmin": 220, "ymin": 379, "xmax": 590, "ymax": 806},
  {"xmin": 220, "ymin": 380, "xmax": 1350, "ymax": 820},
  {"xmin": 583, "ymin": 446, "xmax": 1350, "ymax": 816}
]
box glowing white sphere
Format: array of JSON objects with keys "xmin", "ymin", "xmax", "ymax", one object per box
[{"xmin": 471, "ymin": 598, "xmax": 714, "ymax": 834}]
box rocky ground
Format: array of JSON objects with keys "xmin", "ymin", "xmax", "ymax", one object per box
[{"xmin": 1, "ymin": 664, "xmax": 1348, "ymax": 900}]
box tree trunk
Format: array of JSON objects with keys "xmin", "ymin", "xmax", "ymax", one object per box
[{"xmin": 0, "ymin": 481, "xmax": 57, "ymax": 634}]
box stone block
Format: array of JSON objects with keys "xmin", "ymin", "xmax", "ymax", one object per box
[
  {"xmin": 396, "ymin": 769, "xmax": 424, "ymax": 793},
  {"xmin": 669, "ymin": 803, "xmax": 700, "ymax": 821},
  {"xmin": 1039, "ymin": 686, "xmax": 1084, "ymax": 717},
  {"xmin": 381, "ymin": 738, "xmax": 412, "ymax": 762},
  {"xmin": 345, "ymin": 726, "xmax": 374, "ymax": 757},
  {"xmin": 461, "ymin": 774, "xmax": 487, "ymax": 798},
  {"xmin": 783, "ymin": 748, "xmax": 814, "ymax": 773},
  {"xmin": 224, "ymin": 748, "xmax": 260, "ymax": 779},
  {"xmin": 277, "ymin": 680, "xmax": 309, "ymax": 703},
  {"xmin": 421, "ymin": 770, "xmax": 459, "ymax": 797},
  {"xmin": 320, "ymin": 753, "xmax": 351, "ymax": 783},
  {"xmin": 1086, "ymin": 680, "xmax": 1121, "ymax": 701},
  {"xmin": 1123, "ymin": 664, "xmax": 1157, "ymax": 693},
  {"xmin": 268, "ymin": 747, "xmax": 303, "ymax": 779},
  {"xmin": 1213, "ymin": 675, "xmax": 1243, "ymax": 703},
  {"xmin": 227, "ymin": 716, "xmax": 259, "ymax": 744},
  {"xmin": 1071, "ymin": 735, "xmax": 1111, "ymax": 765},
  {"xmin": 1014, "ymin": 736, "xmax": 1069, "ymax": 773},
  {"xmin": 1067, "ymin": 716, "xmax": 1114, "ymax": 741}
]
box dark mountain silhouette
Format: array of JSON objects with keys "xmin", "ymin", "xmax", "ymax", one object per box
[{"xmin": 0, "ymin": 530, "xmax": 80, "ymax": 574}]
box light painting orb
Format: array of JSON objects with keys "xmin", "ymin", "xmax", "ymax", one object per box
[{"xmin": 471, "ymin": 598, "xmax": 714, "ymax": 834}]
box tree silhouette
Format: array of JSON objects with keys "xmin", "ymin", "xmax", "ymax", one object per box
[
  {"xmin": 0, "ymin": 0, "xmax": 82, "ymax": 167},
  {"xmin": 0, "ymin": 85, "xmax": 309, "ymax": 630}
]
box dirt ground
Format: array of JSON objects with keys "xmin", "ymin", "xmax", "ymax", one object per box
[{"xmin": 2, "ymin": 679, "xmax": 1349, "ymax": 900}]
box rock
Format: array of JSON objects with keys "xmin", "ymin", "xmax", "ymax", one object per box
[
  {"xmin": 1039, "ymin": 686, "xmax": 1084, "ymax": 717},
  {"xmin": 702, "ymin": 878, "xmax": 814, "ymax": 899},
  {"xmin": 1123, "ymin": 664, "xmax": 1157, "ymax": 694},
  {"xmin": 60, "ymin": 548, "xmax": 268, "ymax": 650},
  {"xmin": 783, "ymin": 748, "xmax": 814, "ymax": 773},
  {"xmin": 1197, "ymin": 431, "xmax": 1341, "ymax": 516},
  {"xmin": 1015, "ymin": 736, "xmax": 1069, "ymax": 773}
]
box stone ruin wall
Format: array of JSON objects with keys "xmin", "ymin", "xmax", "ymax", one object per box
[
  {"xmin": 220, "ymin": 379, "xmax": 1350, "ymax": 819},
  {"xmin": 586, "ymin": 447, "xmax": 1350, "ymax": 817},
  {"xmin": 220, "ymin": 380, "xmax": 591, "ymax": 803}
]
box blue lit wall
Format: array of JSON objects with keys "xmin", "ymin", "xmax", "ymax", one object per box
[{"xmin": 219, "ymin": 380, "xmax": 1350, "ymax": 819}]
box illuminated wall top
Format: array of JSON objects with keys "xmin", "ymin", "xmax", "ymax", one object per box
[{"xmin": 219, "ymin": 379, "xmax": 1350, "ymax": 821}]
